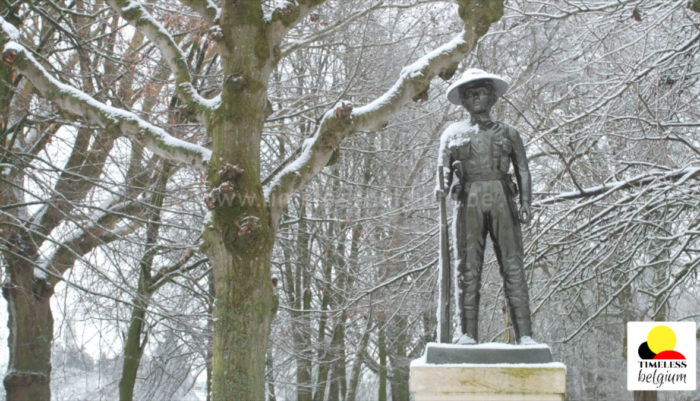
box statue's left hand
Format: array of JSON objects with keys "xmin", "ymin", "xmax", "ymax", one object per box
[{"xmin": 519, "ymin": 203, "xmax": 532, "ymax": 224}]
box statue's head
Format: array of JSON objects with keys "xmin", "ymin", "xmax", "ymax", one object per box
[
  {"xmin": 446, "ymin": 69, "xmax": 509, "ymax": 114},
  {"xmin": 458, "ymin": 81, "xmax": 497, "ymax": 115}
]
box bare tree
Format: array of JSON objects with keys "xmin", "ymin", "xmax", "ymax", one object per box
[
  {"xmin": 1, "ymin": 0, "xmax": 507, "ymax": 399},
  {"xmin": 0, "ymin": 1, "xmax": 209, "ymax": 399}
]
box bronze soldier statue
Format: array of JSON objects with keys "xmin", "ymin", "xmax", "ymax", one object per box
[{"xmin": 436, "ymin": 69, "xmax": 535, "ymax": 345}]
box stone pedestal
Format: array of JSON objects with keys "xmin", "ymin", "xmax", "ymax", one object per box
[{"xmin": 410, "ymin": 342, "xmax": 566, "ymax": 401}]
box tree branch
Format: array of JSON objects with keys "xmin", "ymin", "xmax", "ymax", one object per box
[
  {"xmin": 30, "ymin": 129, "xmax": 115, "ymax": 239},
  {"xmin": 106, "ymin": 0, "xmax": 220, "ymax": 122},
  {"xmin": 150, "ymin": 250, "xmax": 208, "ymax": 292},
  {"xmin": 537, "ymin": 166, "xmax": 699, "ymax": 205},
  {"xmin": 0, "ymin": 27, "xmax": 211, "ymax": 168},
  {"xmin": 40, "ymin": 196, "xmax": 150, "ymax": 287}
]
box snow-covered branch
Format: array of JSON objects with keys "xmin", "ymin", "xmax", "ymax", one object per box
[
  {"xmin": 537, "ymin": 166, "xmax": 699, "ymax": 205},
  {"xmin": 29, "ymin": 132, "xmax": 116, "ymax": 239},
  {"xmin": 150, "ymin": 250, "xmax": 207, "ymax": 291},
  {"xmin": 265, "ymin": 30, "xmax": 475, "ymax": 226},
  {"xmin": 106, "ymin": 0, "xmax": 221, "ymax": 122},
  {"xmin": 352, "ymin": 34, "xmax": 471, "ymax": 131},
  {"xmin": 0, "ymin": 24, "xmax": 211, "ymax": 168},
  {"xmin": 266, "ymin": 0, "xmax": 326, "ymax": 49},
  {"xmin": 39, "ymin": 196, "xmax": 150, "ymax": 286}
]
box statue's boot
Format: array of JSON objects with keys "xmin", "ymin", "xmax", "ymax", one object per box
[
  {"xmin": 464, "ymin": 318, "xmax": 478, "ymax": 342},
  {"xmin": 512, "ymin": 307, "xmax": 532, "ymax": 340},
  {"xmin": 459, "ymin": 268, "xmax": 480, "ymax": 342}
]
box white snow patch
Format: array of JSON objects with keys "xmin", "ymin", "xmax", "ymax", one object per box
[
  {"xmin": 203, "ymin": 209, "xmax": 213, "ymax": 225},
  {"xmin": 178, "ymin": 82, "xmax": 221, "ymax": 110},
  {"xmin": 411, "ymin": 356, "xmax": 566, "ymax": 369},
  {"xmin": 352, "ymin": 79, "xmax": 401, "ymax": 116},
  {"xmin": 24, "ymin": 127, "xmax": 39, "ymax": 144},
  {"xmin": 33, "ymin": 267, "xmax": 48, "ymax": 280},
  {"xmin": 121, "ymin": 0, "xmax": 140, "ymax": 12},
  {"xmin": 0, "ymin": 17, "xmax": 20, "ymax": 41},
  {"xmin": 264, "ymin": 131, "xmax": 320, "ymax": 199},
  {"xmin": 301, "ymin": 137, "xmax": 314, "ymax": 152},
  {"xmin": 207, "ymin": 1, "xmax": 221, "ymax": 21},
  {"xmin": 264, "ymin": 0, "xmax": 294, "ymax": 22},
  {"xmin": 3, "ymin": 41, "xmax": 24, "ymax": 54},
  {"xmin": 441, "ymin": 120, "xmax": 478, "ymax": 149},
  {"xmin": 423, "ymin": 341, "xmax": 550, "ymax": 350}
]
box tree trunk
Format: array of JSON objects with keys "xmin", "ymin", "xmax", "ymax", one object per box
[
  {"xmin": 204, "ymin": 129, "xmax": 275, "ymax": 400},
  {"xmin": 204, "ymin": 3, "xmax": 278, "ymax": 398},
  {"xmin": 345, "ymin": 316, "xmax": 372, "ymax": 401},
  {"xmin": 119, "ymin": 303, "xmax": 148, "ymax": 401},
  {"xmin": 206, "ymin": 229, "xmax": 275, "ymax": 400},
  {"xmin": 315, "ymin": 317, "xmax": 346, "ymax": 401},
  {"xmin": 3, "ymin": 257, "xmax": 53, "ymax": 401},
  {"xmin": 345, "ymin": 227, "xmax": 368, "ymax": 401},
  {"xmin": 328, "ymin": 317, "xmax": 346, "ymax": 401},
  {"xmin": 287, "ymin": 206, "xmax": 314, "ymax": 401},
  {"xmin": 0, "ymin": 7, "xmax": 51, "ymax": 400},
  {"xmin": 293, "ymin": 290, "xmax": 314, "ymax": 401},
  {"xmin": 206, "ymin": 271, "xmax": 215, "ymax": 401},
  {"xmin": 204, "ymin": 84, "xmax": 276, "ymax": 400},
  {"xmin": 119, "ymin": 164, "xmax": 169, "ymax": 401},
  {"xmin": 389, "ymin": 315, "xmax": 410, "ymax": 401},
  {"xmin": 313, "ymin": 219, "xmax": 336, "ymax": 401},
  {"xmin": 378, "ymin": 326, "xmax": 388, "ymax": 401},
  {"xmin": 266, "ymin": 349, "xmax": 277, "ymax": 401}
]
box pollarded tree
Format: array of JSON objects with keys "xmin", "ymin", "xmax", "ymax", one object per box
[
  {"xmin": 0, "ymin": 0, "xmax": 507, "ymax": 399},
  {"xmin": 0, "ymin": 2, "xmax": 194, "ymax": 399}
]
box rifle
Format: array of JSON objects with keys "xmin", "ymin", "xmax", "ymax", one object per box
[{"xmin": 438, "ymin": 165, "xmax": 451, "ymax": 343}]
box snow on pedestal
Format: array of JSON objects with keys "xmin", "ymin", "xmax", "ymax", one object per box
[{"xmin": 410, "ymin": 342, "xmax": 567, "ymax": 401}]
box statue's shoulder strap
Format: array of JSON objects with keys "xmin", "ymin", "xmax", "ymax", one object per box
[{"xmin": 496, "ymin": 121, "xmax": 519, "ymax": 140}]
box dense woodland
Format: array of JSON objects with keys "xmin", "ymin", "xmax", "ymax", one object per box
[{"xmin": 0, "ymin": 0, "xmax": 698, "ymax": 400}]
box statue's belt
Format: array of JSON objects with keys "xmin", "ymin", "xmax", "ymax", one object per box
[
  {"xmin": 457, "ymin": 171, "xmax": 519, "ymax": 217},
  {"xmin": 462, "ymin": 171, "xmax": 509, "ymax": 183}
]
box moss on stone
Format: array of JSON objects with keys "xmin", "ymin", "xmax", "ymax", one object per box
[{"xmin": 503, "ymin": 366, "xmax": 547, "ymax": 380}]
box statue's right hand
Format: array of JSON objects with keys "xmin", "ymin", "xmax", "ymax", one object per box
[{"xmin": 450, "ymin": 184, "xmax": 462, "ymax": 200}]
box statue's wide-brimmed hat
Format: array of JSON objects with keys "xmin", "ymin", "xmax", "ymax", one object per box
[{"xmin": 446, "ymin": 68, "xmax": 509, "ymax": 105}]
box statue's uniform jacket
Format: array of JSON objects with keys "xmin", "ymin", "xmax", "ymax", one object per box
[{"xmin": 438, "ymin": 119, "xmax": 532, "ymax": 341}]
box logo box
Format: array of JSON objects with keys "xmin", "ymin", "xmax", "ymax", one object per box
[{"xmin": 627, "ymin": 321, "xmax": 696, "ymax": 391}]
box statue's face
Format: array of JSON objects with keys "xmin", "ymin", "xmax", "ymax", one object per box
[{"xmin": 459, "ymin": 83, "xmax": 495, "ymax": 114}]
